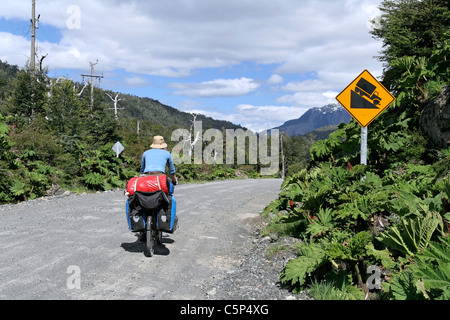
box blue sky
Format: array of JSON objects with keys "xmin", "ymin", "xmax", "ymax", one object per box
[{"xmin": 0, "ymin": 0, "xmax": 384, "ymax": 132}]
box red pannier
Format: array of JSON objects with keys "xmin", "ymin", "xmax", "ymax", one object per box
[{"xmin": 125, "ymin": 175, "xmax": 169, "ymax": 196}]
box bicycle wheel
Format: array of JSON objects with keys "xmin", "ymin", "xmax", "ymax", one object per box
[
  {"xmin": 145, "ymin": 215, "xmax": 154, "ymax": 257},
  {"xmin": 156, "ymin": 229, "xmax": 162, "ymax": 245}
]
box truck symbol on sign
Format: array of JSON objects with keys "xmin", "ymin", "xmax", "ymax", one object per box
[{"xmin": 350, "ymin": 77, "xmax": 381, "ymax": 109}]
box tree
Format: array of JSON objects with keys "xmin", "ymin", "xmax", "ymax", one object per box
[
  {"xmin": 10, "ymin": 67, "xmax": 48, "ymax": 123},
  {"xmin": 371, "ymin": 0, "xmax": 449, "ymax": 63},
  {"xmin": 46, "ymin": 79, "xmax": 86, "ymax": 137},
  {"xmin": 0, "ymin": 115, "xmax": 13, "ymax": 202},
  {"xmin": 105, "ymin": 92, "xmax": 124, "ymax": 122},
  {"xmin": 370, "ymin": 0, "xmax": 450, "ymax": 88}
]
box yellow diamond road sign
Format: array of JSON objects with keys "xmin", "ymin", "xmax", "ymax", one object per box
[{"xmin": 336, "ymin": 69, "xmax": 396, "ymax": 127}]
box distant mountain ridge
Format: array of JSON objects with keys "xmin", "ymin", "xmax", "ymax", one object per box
[
  {"xmin": 274, "ymin": 103, "xmax": 352, "ymax": 136},
  {"xmin": 104, "ymin": 91, "xmax": 244, "ymax": 131}
]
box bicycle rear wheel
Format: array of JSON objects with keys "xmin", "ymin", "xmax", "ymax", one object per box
[{"xmin": 145, "ymin": 215, "xmax": 154, "ymax": 257}]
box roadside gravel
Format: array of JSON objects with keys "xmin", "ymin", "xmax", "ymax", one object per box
[{"xmin": 203, "ymin": 226, "xmax": 310, "ymax": 300}]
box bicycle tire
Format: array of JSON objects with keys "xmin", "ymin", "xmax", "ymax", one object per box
[{"xmin": 145, "ymin": 215, "xmax": 154, "ymax": 257}]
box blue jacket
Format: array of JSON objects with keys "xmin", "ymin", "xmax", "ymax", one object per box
[{"xmin": 140, "ymin": 149, "xmax": 176, "ymax": 175}]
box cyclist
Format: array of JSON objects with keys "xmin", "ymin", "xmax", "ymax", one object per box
[
  {"xmin": 140, "ymin": 135, "xmax": 177, "ymax": 185},
  {"xmin": 137, "ymin": 135, "xmax": 177, "ymax": 243}
]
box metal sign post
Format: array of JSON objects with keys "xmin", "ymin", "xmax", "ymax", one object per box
[{"xmin": 360, "ymin": 126, "xmax": 368, "ymax": 165}]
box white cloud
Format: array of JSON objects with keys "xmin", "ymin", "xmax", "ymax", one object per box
[
  {"xmin": 169, "ymin": 77, "xmax": 260, "ymax": 98},
  {"xmin": 1, "ymin": 0, "xmax": 383, "ymax": 77},
  {"xmin": 178, "ymin": 103, "xmax": 308, "ymax": 132},
  {"xmin": 125, "ymin": 76, "xmax": 149, "ymax": 87},
  {"xmin": 267, "ymin": 74, "xmax": 284, "ymax": 85},
  {"xmin": 234, "ymin": 104, "xmax": 309, "ymax": 131},
  {"xmin": 0, "ymin": 32, "xmax": 30, "ymax": 66},
  {"xmin": 278, "ymin": 91, "xmax": 339, "ymax": 109}
]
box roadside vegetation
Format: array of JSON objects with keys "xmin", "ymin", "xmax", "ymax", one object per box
[{"xmin": 261, "ymin": 0, "xmax": 449, "ymax": 300}]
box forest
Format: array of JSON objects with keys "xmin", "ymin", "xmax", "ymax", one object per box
[
  {"xmin": 261, "ymin": 0, "xmax": 449, "ymax": 300},
  {"xmin": 0, "ymin": 55, "xmax": 316, "ymax": 203},
  {"xmin": 0, "ymin": 56, "xmax": 280, "ymax": 203}
]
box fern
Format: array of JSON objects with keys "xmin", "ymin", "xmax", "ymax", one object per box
[
  {"xmin": 84, "ymin": 172, "xmax": 105, "ymax": 190},
  {"xmin": 10, "ymin": 179, "xmax": 25, "ymax": 196}
]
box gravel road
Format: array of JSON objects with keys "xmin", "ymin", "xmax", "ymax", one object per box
[{"xmin": 0, "ymin": 178, "xmax": 303, "ymax": 300}]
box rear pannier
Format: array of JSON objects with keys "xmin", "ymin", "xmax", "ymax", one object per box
[
  {"xmin": 125, "ymin": 176, "xmax": 177, "ymax": 233},
  {"xmin": 157, "ymin": 194, "xmax": 178, "ymax": 233}
]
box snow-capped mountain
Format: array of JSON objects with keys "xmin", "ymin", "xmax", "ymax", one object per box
[{"xmin": 273, "ymin": 103, "xmax": 352, "ymax": 136}]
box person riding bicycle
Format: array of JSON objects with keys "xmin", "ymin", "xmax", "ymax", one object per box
[
  {"xmin": 136, "ymin": 135, "xmax": 177, "ymax": 243},
  {"xmin": 140, "ymin": 135, "xmax": 177, "ymax": 185}
]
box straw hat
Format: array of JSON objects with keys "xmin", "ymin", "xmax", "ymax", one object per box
[{"xmin": 150, "ymin": 135, "xmax": 168, "ymax": 149}]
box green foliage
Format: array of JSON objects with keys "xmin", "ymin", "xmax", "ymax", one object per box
[
  {"xmin": 377, "ymin": 212, "xmax": 443, "ymax": 256},
  {"xmin": 79, "ymin": 142, "xmax": 136, "ymax": 191},
  {"xmin": 262, "ymin": 2, "xmax": 450, "ymax": 297},
  {"xmin": 411, "ymin": 237, "xmax": 450, "ymax": 299},
  {"xmin": 280, "ymin": 241, "xmax": 327, "ymax": 289},
  {"xmin": 387, "ymin": 268, "xmax": 426, "ymax": 300},
  {"xmin": 9, "ymin": 68, "xmax": 48, "ymax": 123},
  {"xmin": 308, "ymin": 277, "xmax": 365, "ymax": 300},
  {"xmin": 306, "ymin": 207, "xmax": 336, "ymax": 238},
  {"xmin": 9, "ymin": 180, "xmax": 25, "ymax": 197},
  {"xmin": 326, "ymin": 232, "xmax": 372, "ymax": 262},
  {"xmin": 370, "ymin": 0, "xmax": 449, "ymax": 66},
  {"xmin": 384, "ymin": 237, "xmax": 450, "ymax": 300},
  {"xmin": 281, "ymin": 133, "xmax": 316, "ymax": 176},
  {"xmin": 390, "ymin": 48, "xmax": 449, "ymax": 109},
  {"xmin": 46, "ymin": 79, "xmax": 87, "ymax": 136}
]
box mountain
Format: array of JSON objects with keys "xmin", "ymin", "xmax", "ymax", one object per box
[
  {"xmin": 274, "ymin": 103, "xmax": 352, "ymax": 136},
  {"xmin": 102, "ymin": 90, "xmax": 244, "ymax": 131},
  {"xmin": 0, "ymin": 59, "xmax": 245, "ymax": 132}
]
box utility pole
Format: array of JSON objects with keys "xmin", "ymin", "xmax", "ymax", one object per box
[
  {"xmin": 280, "ymin": 133, "xmax": 285, "ymax": 179},
  {"xmin": 81, "ymin": 60, "xmax": 103, "ymax": 109},
  {"xmin": 30, "ymin": 0, "xmax": 39, "ymax": 72}
]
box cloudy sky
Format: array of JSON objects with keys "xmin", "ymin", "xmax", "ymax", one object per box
[{"xmin": 0, "ymin": 0, "xmax": 385, "ymax": 132}]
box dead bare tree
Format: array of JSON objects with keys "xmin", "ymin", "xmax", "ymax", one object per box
[
  {"xmin": 76, "ymin": 83, "xmax": 89, "ymax": 96},
  {"xmin": 181, "ymin": 113, "xmax": 201, "ymax": 157},
  {"xmin": 37, "ymin": 53, "xmax": 48, "ymax": 73},
  {"xmin": 105, "ymin": 93, "xmax": 124, "ymax": 122}
]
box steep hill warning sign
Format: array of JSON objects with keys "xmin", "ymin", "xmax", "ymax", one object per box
[{"xmin": 336, "ymin": 69, "xmax": 395, "ymax": 127}]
